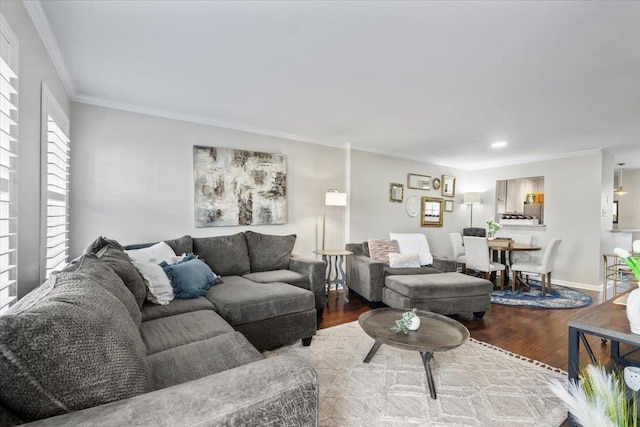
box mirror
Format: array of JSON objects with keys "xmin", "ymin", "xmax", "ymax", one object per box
[
  {"xmin": 421, "ymin": 196, "xmax": 443, "ymax": 227},
  {"xmin": 495, "ymin": 176, "xmax": 544, "ymax": 225},
  {"xmin": 389, "ymin": 182, "xmax": 404, "ymax": 203},
  {"xmin": 407, "ymin": 173, "xmax": 431, "ymax": 190}
]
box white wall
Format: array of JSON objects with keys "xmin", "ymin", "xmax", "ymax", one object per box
[
  {"xmin": 615, "ymin": 169, "xmax": 640, "ymax": 232},
  {"xmin": 460, "ymin": 152, "xmax": 604, "ymax": 288},
  {"xmin": 3, "ymin": 2, "xmax": 71, "ymax": 297},
  {"xmin": 70, "ymin": 103, "xmax": 347, "ymax": 260},
  {"xmin": 349, "ymin": 149, "xmax": 605, "ymax": 288},
  {"xmin": 349, "ymin": 149, "xmax": 466, "ymax": 259}
]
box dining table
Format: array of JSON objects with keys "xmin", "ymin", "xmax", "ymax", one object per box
[{"xmin": 487, "ymin": 240, "xmax": 542, "ymax": 287}]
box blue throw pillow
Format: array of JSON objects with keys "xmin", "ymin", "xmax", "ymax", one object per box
[{"xmin": 160, "ymin": 258, "xmax": 217, "ymax": 299}]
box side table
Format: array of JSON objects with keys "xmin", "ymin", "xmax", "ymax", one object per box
[{"xmin": 314, "ymin": 249, "xmax": 352, "ymax": 303}]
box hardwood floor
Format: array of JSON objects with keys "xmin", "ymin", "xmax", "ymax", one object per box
[{"xmin": 319, "ymin": 287, "xmax": 614, "ymax": 371}]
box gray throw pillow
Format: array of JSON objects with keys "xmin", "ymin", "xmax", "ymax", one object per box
[
  {"xmin": 244, "ymin": 231, "xmax": 296, "ymax": 272},
  {"xmin": 63, "ymin": 255, "xmax": 142, "ymax": 327},
  {"xmin": 0, "ymin": 271, "xmax": 148, "ymax": 422},
  {"xmin": 84, "ymin": 236, "xmax": 124, "ymax": 254},
  {"xmin": 193, "ymin": 233, "xmax": 251, "ymax": 277},
  {"xmin": 95, "ymin": 245, "xmax": 147, "ymax": 308}
]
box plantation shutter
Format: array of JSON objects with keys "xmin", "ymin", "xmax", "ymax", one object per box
[
  {"xmin": 0, "ymin": 15, "xmax": 18, "ymax": 314},
  {"xmin": 41, "ymin": 84, "xmax": 70, "ymax": 279}
]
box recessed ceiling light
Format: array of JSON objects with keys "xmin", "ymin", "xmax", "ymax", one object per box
[{"xmin": 491, "ymin": 141, "xmax": 508, "ymax": 148}]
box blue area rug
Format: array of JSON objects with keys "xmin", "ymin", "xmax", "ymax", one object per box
[{"xmin": 491, "ymin": 280, "xmax": 593, "ymax": 309}]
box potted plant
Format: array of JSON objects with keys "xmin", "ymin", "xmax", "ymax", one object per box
[
  {"xmin": 549, "ymin": 364, "xmax": 637, "ymax": 427},
  {"xmin": 391, "ymin": 308, "xmax": 420, "ymax": 334},
  {"xmin": 486, "ymin": 218, "xmax": 501, "ymax": 239}
]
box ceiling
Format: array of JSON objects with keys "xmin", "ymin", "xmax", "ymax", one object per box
[{"xmin": 32, "ymin": 0, "xmax": 640, "ymax": 170}]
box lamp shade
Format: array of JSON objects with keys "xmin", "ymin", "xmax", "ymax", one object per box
[
  {"xmin": 325, "ymin": 190, "xmax": 347, "ymax": 206},
  {"xmin": 463, "ymin": 192, "xmax": 482, "ymax": 204}
]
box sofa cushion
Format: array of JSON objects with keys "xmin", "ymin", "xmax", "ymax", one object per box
[
  {"xmin": 147, "ymin": 332, "xmax": 263, "ymax": 391},
  {"xmin": 385, "ymin": 272, "xmax": 494, "ymax": 299},
  {"xmin": 0, "ymin": 271, "xmax": 148, "ymax": 422},
  {"xmin": 367, "ymin": 238, "xmax": 399, "ymax": 263},
  {"xmin": 193, "ymin": 233, "xmax": 251, "ymax": 276},
  {"xmin": 244, "ymin": 231, "xmax": 296, "ymax": 272},
  {"xmin": 205, "ymin": 276, "xmax": 315, "ymax": 325},
  {"xmin": 95, "ymin": 245, "xmax": 147, "ymax": 308},
  {"xmin": 84, "ymin": 235, "xmax": 125, "ymax": 254},
  {"xmin": 164, "ymin": 235, "xmax": 193, "ymax": 256},
  {"xmin": 141, "ymin": 297, "xmax": 216, "ymax": 322},
  {"xmin": 161, "ymin": 258, "xmax": 217, "ymax": 299},
  {"xmin": 63, "ymin": 255, "xmax": 142, "ymax": 327},
  {"xmin": 384, "ymin": 265, "xmax": 442, "ymax": 276},
  {"xmin": 243, "ymin": 270, "xmax": 309, "ymax": 289},
  {"xmin": 140, "ymin": 310, "xmax": 234, "ymax": 355}
]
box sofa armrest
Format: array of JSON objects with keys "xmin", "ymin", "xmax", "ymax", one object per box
[
  {"xmin": 432, "ymin": 256, "xmax": 457, "ymax": 273},
  {"xmin": 25, "ymin": 355, "xmax": 317, "ymax": 427},
  {"xmin": 346, "ymin": 254, "xmax": 385, "ymax": 302},
  {"xmin": 289, "ymin": 255, "xmax": 327, "ymax": 314}
]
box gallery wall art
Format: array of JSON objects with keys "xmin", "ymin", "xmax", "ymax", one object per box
[{"xmin": 193, "ymin": 146, "xmax": 287, "ymax": 227}]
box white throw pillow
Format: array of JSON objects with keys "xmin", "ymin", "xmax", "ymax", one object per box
[
  {"xmin": 125, "ymin": 241, "xmax": 177, "ymax": 264},
  {"xmin": 388, "ymin": 252, "xmax": 421, "ymax": 268},
  {"xmin": 389, "ymin": 233, "xmax": 433, "ymax": 266},
  {"xmin": 132, "ymin": 261, "xmax": 175, "ymax": 305}
]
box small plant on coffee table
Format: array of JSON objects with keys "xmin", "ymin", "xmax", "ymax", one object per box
[{"xmin": 391, "ymin": 308, "xmax": 418, "ymax": 334}]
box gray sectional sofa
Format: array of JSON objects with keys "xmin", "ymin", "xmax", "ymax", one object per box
[{"xmin": 0, "ymin": 231, "xmax": 322, "ymax": 426}]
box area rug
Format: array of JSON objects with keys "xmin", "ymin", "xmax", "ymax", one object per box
[
  {"xmin": 491, "ymin": 280, "xmax": 592, "ymax": 309},
  {"xmin": 265, "ymin": 321, "xmax": 567, "ymax": 426}
]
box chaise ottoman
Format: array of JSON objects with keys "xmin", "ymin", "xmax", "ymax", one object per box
[{"xmin": 382, "ymin": 272, "xmax": 493, "ymax": 319}]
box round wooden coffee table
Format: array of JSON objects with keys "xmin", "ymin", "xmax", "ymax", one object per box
[{"xmin": 358, "ymin": 308, "xmax": 469, "ymax": 399}]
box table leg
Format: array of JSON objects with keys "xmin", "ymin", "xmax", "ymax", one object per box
[
  {"xmin": 322, "ymin": 255, "xmax": 329, "ymax": 304},
  {"xmin": 363, "ymin": 339, "xmax": 383, "ymax": 363},
  {"xmin": 420, "ymin": 351, "xmax": 437, "ymax": 399},
  {"xmin": 567, "ymin": 326, "xmax": 579, "ymax": 427},
  {"xmin": 337, "ymin": 255, "xmax": 349, "ymax": 303}
]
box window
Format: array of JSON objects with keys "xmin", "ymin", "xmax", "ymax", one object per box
[
  {"xmin": 41, "ymin": 84, "xmax": 70, "ymax": 280},
  {"xmin": 0, "ymin": 15, "xmax": 18, "ymax": 314}
]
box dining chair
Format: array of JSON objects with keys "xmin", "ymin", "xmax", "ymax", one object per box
[
  {"xmin": 449, "ymin": 232, "xmax": 466, "ymax": 273},
  {"xmin": 511, "ymin": 239, "xmax": 562, "ymax": 297},
  {"xmin": 509, "ymin": 233, "xmax": 533, "ymax": 284},
  {"xmin": 463, "ymin": 227, "xmax": 486, "ymax": 237},
  {"xmin": 463, "ymin": 236, "xmax": 506, "ymax": 290}
]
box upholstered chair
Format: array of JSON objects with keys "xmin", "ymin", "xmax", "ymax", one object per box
[
  {"xmin": 511, "ymin": 239, "xmax": 562, "ymax": 297},
  {"xmin": 449, "ymin": 232, "xmax": 466, "ymax": 273},
  {"xmin": 463, "ymin": 227, "xmax": 486, "ymax": 237},
  {"xmin": 463, "ymin": 236, "xmax": 506, "ymax": 290}
]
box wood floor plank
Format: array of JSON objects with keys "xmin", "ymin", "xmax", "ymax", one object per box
[{"xmin": 319, "ymin": 287, "xmax": 610, "ymax": 371}]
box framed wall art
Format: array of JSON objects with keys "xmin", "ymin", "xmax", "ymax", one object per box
[
  {"xmin": 193, "ymin": 146, "xmax": 287, "ymax": 226},
  {"xmin": 389, "ymin": 182, "xmax": 404, "ymax": 203},
  {"xmin": 407, "ymin": 173, "xmax": 431, "ymax": 190},
  {"xmin": 444, "ymin": 199, "xmax": 454, "ymax": 212},
  {"xmin": 442, "ymin": 175, "xmax": 456, "ymax": 197},
  {"xmin": 420, "ymin": 197, "xmax": 444, "ymax": 227}
]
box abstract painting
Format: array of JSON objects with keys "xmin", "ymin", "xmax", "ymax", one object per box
[{"xmin": 193, "ymin": 146, "xmax": 287, "ymax": 227}]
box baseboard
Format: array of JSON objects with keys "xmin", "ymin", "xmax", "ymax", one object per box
[{"xmin": 494, "ymin": 272, "xmax": 601, "ymax": 292}]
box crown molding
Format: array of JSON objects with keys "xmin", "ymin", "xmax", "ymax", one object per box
[
  {"xmin": 23, "ymin": 0, "xmax": 76, "ymax": 98},
  {"xmin": 73, "ymin": 94, "xmax": 350, "ymax": 149}
]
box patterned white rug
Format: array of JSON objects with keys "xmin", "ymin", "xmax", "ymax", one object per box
[{"xmin": 265, "ymin": 321, "xmax": 568, "ymax": 426}]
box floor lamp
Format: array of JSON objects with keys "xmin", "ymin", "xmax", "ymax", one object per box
[
  {"xmin": 463, "ymin": 192, "xmax": 481, "ymax": 227},
  {"xmin": 323, "ymin": 189, "xmax": 347, "ymax": 250}
]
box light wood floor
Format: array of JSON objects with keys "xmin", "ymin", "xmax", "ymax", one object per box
[{"xmin": 319, "ymin": 287, "xmax": 614, "ymax": 372}]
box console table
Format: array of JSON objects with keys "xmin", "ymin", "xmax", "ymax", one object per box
[
  {"xmin": 314, "ymin": 249, "xmax": 352, "ymax": 303},
  {"xmin": 567, "ymin": 291, "xmax": 640, "ymax": 426}
]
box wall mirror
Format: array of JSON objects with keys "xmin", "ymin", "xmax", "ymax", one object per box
[
  {"xmin": 420, "ymin": 196, "xmax": 443, "ymax": 227},
  {"xmin": 389, "ymin": 182, "xmax": 404, "ymax": 203},
  {"xmin": 408, "ymin": 173, "xmax": 431, "ymax": 190}
]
